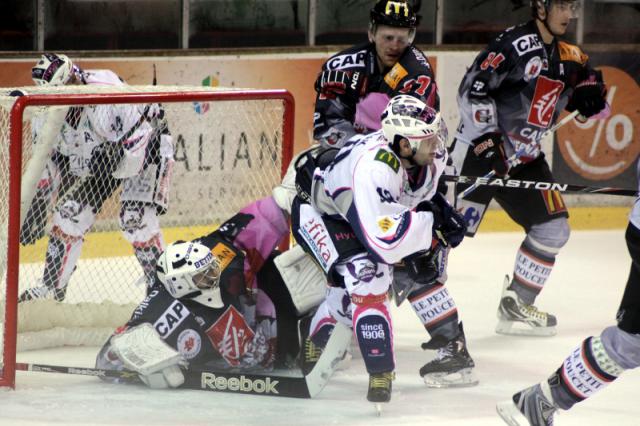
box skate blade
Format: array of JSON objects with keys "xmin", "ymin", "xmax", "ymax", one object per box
[
  {"xmin": 423, "ymin": 368, "xmax": 479, "ymax": 388},
  {"xmin": 496, "ymin": 400, "xmax": 528, "ymax": 426},
  {"xmin": 373, "ymin": 403, "xmax": 383, "ymax": 416},
  {"xmin": 495, "ymin": 320, "xmax": 556, "ymax": 337}
]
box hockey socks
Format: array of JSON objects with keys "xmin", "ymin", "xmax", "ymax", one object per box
[
  {"xmin": 352, "ymin": 293, "xmax": 394, "ymax": 374},
  {"xmin": 550, "ymin": 336, "xmax": 623, "ymax": 410},
  {"xmin": 511, "ymin": 240, "xmax": 555, "ymax": 305},
  {"xmin": 409, "ymin": 282, "xmax": 459, "ymax": 340}
]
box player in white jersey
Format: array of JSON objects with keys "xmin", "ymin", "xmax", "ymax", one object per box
[
  {"xmin": 273, "ymin": 2, "xmax": 479, "ymax": 389},
  {"xmin": 292, "ymin": 95, "xmax": 470, "ymax": 404},
  {"xmin": 19, "ymin": 53, "xmax": 173, "ymax": 301},
  {"xmin": 496, "ymin": 160, "xmax": 640, "ymax": 426}
]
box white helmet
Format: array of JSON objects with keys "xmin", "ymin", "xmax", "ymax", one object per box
[
  {"xmin": 156, "ymin": 241, "xmax": 223, "ymax": 308},
  {"xmin": 381, "ymin": 94, "xmax": 447, "ymax": 156},
  {"xmin": 31, "ymin": 53, "xmax": 74, "ymax": 86}
]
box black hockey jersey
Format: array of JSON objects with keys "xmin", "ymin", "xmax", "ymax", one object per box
[
  {"xmin": 455, "ymin": 20, "xmax": 601, "ymax": 163},
  {"xmin": 96, "ymin": 213, "xmax": 277, "ymax": 371},
  {"xmin": 314, "ymin": 42, "xmax": 439, "ymax": 148}
]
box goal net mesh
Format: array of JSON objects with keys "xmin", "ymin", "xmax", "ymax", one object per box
[{"xmin": 0, "ymin": 86, "xmax": 293, "ymax": 386}]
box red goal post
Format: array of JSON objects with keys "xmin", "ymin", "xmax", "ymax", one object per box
[{"xmin": 0, "ymin": 87, "xmax": 294, "ymax": 389}]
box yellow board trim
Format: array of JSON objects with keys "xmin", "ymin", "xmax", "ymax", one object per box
[
  {"xmin": 478, "ymin": 206, "xmax": 629, "ymax": 233},
  {"xmin": 19, "ymin": 206, "xmax": 629, "ymax": 262}
]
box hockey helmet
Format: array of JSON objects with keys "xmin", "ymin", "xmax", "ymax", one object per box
[
  {"xmin": 31, "ymin": 53, "xmax": 75, "ymax": 86},
  {"xmin": 370, "ymin": 0, "xmax": 420, "ymax": 29},
  {"xmin": 156, "ymin": 241, "xmax": 223, "ymax": 308},
  {"xmin": 531, "ymin": 0, "xmax": 579, "ymax": 20},
  {"xmin": 381, "ymin": 95, "xmax": 447, "ymax": 157}
]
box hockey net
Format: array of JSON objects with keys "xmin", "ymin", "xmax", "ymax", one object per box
[{"xmin": 0, "ymin": 86, "xmax": 294, "ymax": 388}]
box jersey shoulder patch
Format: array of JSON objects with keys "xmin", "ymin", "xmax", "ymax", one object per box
[
  {"xmin": 374, "ymin": 148, "xmax": 400, "ymax": 173},
  {"xmin": 211, "ymin": 241, "xmax": 238, "ymax": 271},
  {"xmin": 557, "ymin": 41, "xmax": 589, "ymax": 65},
  {"xmin": 384, "ymin": 62, "xmax": 409, "ymax": 89}
]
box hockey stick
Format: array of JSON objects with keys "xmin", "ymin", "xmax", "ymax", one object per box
[
  {"xmin": 15, "ymin": 362, "xmax": 311, "ymax": 398},
  {"xmin": 13, "ymin": 324, "xmax": 351, "ymax": 398},
  {"xmin": 456, "ymin": 110, "xmax": 580, "ymax": 200},
  {"xmin": 441, "ymin": 175, "xmax": 638, "ymax": 197}
]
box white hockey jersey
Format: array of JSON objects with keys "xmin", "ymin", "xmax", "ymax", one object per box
[
  {"xmin": 34, "ymin": 69, "xmax": 161, "ymax": 179},
  {"xmin": 310, "ymin": 130, "xmax": 447, "ymax": 265}
]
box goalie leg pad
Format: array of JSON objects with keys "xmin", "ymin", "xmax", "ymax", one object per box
[
  {"xmin": 272, "ymin": 149, "xmax": 305, "ymax": 214},
  {"xmin": 111, "ymin": 323, "xmax": 185, "ymax": 389},
  {"xmin": 274, "ymin": 244, "xmax": 327, "ymax": 315}
]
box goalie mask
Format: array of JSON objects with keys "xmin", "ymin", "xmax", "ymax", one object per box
[
  {"xmin": 156, "ymin": 241, "xmax": 223, "ymax": 308},
  {"xmin": 381, "ymin": 95, "xmax": 447, "ymax": 160},
  {"xmin": 32, "ymin": 53, "xmax": 77, "ymax": 86}
]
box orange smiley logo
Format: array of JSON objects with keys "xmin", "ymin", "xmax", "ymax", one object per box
[{"xmin": 556, "ymin": 66, "xmax": 640, "ymax": 181}]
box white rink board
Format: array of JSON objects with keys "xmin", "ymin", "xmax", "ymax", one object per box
[{"xmin": 2, "ymin": 229, "xmax": 639, "ymax": 426}]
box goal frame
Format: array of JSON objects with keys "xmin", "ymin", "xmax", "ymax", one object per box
[{"xmin": 0, "ymin": 89, "xmax": 295, "ymax": 389}]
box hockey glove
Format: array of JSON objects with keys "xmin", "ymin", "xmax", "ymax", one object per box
[
  {"xmin": 471, "ymin": 132, "xmax": 509, "ymax": 177},
  {"xmin": 566, "ymin": 72, "xmax": 607, "ymax": 118},
  {"xmin": 89, "ymin": 142, "xmax": 125, "ymax": 177},
  {"xmin": 402, "ymin": 245, "xmax": 441, "ymax": 285},
  {"xmin": 314, "ymin": 70, "xmax": 366, "ymax": 103},
  {"xmin": 417, "ymin": 193, "xmax": 467, "ymax": 248}
]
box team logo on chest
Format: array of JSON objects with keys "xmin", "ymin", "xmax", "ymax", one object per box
[
  {"xmin": 526, "ymin": 76, "xmax": 565, "ymax": 128},
  {"xmin": 523, "ymin": 56, "xmax": 543, "ymax": 82},
  {"xmin": 206, "ymin": 305, "xmax": 255, "ymax": 367},
  {"xmin": 177, "ymin": 328, "xmax": 202, "ymax": 360}
]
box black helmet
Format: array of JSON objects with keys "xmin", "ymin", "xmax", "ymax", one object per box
[
  {"xmin": 530, "ymin": 0, "xmax": 578, "ymax": 19},
  {"xmin": 370, "ymin": 0, "xmax": 420, "ymax": 28}
]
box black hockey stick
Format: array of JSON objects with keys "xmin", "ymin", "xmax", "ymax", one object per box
[
  {"xmin": 441, "ymin": 174, "xmax": 638, "ymax": 197},
  {"xmin": 15, "ymin": 362, "xmax": 311, "ymax": 398},
  {"xmin": 13, "ymin": 324, "xmax": 351, "ymax": 399},
  {"xmin": 457, "ymin": 110, "xmax": 580, "ymax": 200}
]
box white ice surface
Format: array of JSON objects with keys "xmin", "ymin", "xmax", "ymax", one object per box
[{"xmin": 2, "ymin": 230, "xmax": 639, "ymax": 425}]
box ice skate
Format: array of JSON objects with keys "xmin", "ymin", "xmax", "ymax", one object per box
[
  {"xmin": 367, "ymin": 371, "xmax": 394, "ymax": 415},
  {"xmin": 18, "ymin": 282, "xmax": 67, "ymax": 303},
  {"xmin": 419, "ymin": 322, "xmax": 478, "ymax": 388},
  {"xmin": 496, "ymin": 382, "xmax": 557, "ymax": 426},
  {"xmin": 496, "ymin": 275, "xmax": 557, "ymax": 337}
]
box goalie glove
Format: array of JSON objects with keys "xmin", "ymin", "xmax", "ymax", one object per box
[{"xmin": 110, "ymin": 323, "xmax": 186, "ymax": 389}]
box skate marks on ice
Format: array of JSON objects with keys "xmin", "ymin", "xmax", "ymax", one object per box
[{"xmin": 3, "ymin": 231, "xmax": 640, "ymax": 425}]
